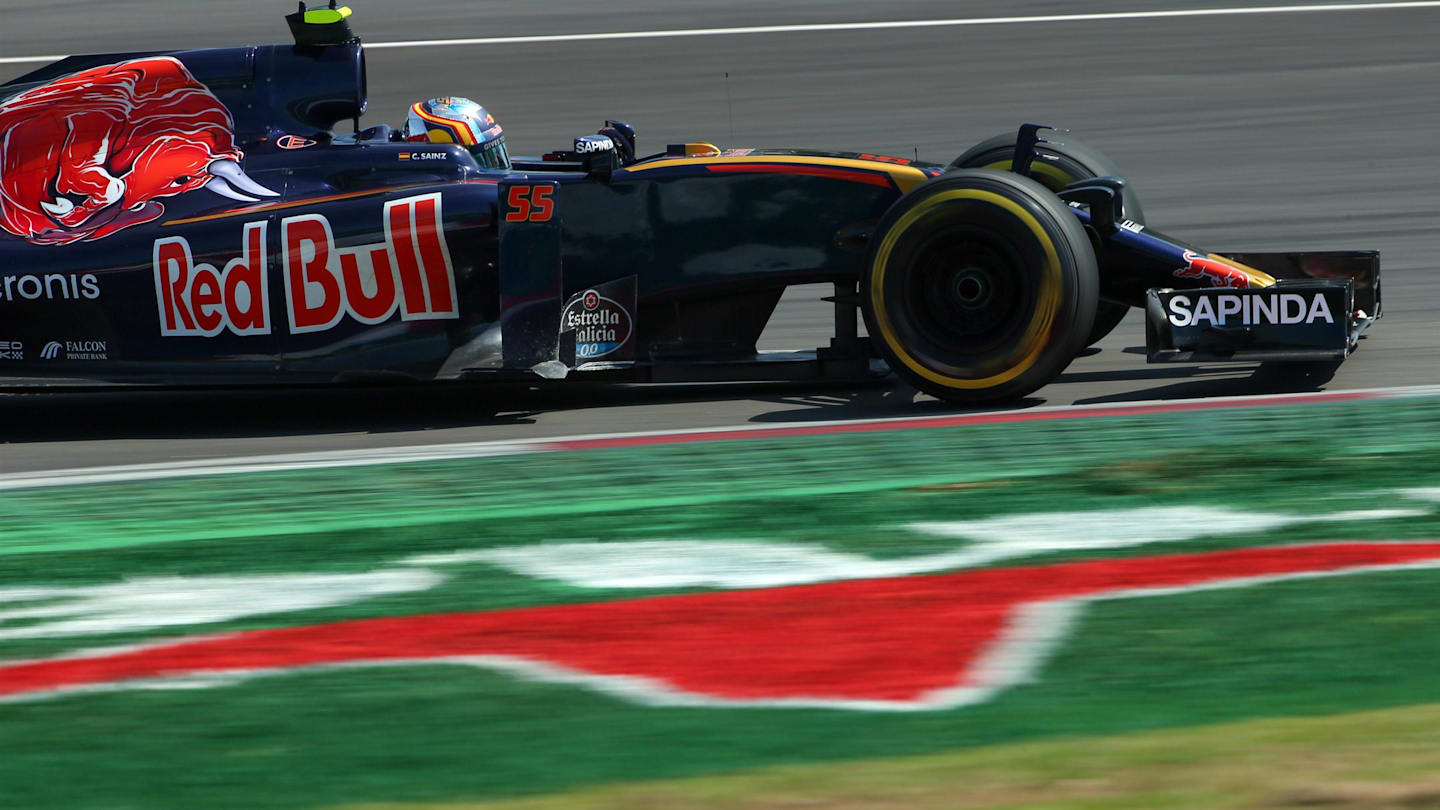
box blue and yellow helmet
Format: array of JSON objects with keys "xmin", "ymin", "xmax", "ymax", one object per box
[{"xmin": 403, "ymin": 97, "xmax": 510, "ymax": 169}]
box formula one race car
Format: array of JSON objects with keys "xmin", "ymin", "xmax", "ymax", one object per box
[{"xmin": 0, "ymin": 4, "xmax": 1380, "ymax": 404}]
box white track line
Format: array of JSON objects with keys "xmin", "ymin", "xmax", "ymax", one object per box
[
  {"xmin": 3, "ymin": 2, "xmax": 1438, "ymax": 66},
  {"xmin": 0, "ymin": 442, "xmax": 553, "ymax": 492},
  {"xmin": 362, "ymin": 2, "xmax": 1440, "ymax": 49}
]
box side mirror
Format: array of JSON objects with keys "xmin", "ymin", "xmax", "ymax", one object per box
[
  {"xmin": 1060, "ymin": 177, "xmax": 1127, "ymax": 234},
  {"xmin": 1058, "ymin": 185, "xmax": 1117, "ymax": 234},
  {"xmin": 600, "ymin": 121, "xmax": 637, "ymax": 164}
]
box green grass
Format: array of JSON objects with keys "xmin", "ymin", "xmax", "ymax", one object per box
[
  {"xmin": 333, "ymin": 702, "xmax": 1440, "ymax": 810},
  {"xmin": 3, "ymin": 569, "xmax": 1440, "ymax": 809}
]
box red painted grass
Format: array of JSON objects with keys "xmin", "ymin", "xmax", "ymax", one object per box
[{"xmin": 4, "ymin": 542, "xmax": 1436, "ymax": 704}]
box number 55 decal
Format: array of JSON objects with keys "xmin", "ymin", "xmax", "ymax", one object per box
[{"xmin": 504, "ymin": 185, "xmax": 556, "ymax": 223}]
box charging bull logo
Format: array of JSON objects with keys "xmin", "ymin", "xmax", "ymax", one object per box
[
  {"xmin": 1173, "ymin": 250, "xmax": 1256, "ymax": 289},
  {"xmin": 0, "ymin": 56, "xmax": 277, "ymax": 246}
]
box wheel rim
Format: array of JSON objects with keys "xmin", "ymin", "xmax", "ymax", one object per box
[{"xmin": 904, "ymin": 228, "xmax": 1031, "ymax": 355}]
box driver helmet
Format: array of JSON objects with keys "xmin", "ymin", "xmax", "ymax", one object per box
[{"xmin": 403, "ymin": 97, "xmax": 510, "ymax": 170}]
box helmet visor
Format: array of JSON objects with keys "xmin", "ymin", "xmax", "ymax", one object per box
[{"xmin": 470, "ymin": 138, "xmax": 510, "ymax": 170}]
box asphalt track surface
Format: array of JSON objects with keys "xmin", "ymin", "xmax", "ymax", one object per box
[{"xmin": 2, "ymin": 1, "xmax": 1439, "ymax": 473}]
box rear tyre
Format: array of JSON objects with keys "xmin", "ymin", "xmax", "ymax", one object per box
[
  {"xmin": 861, "ymin": 170, "xmax": 1098, "ymax": 405},
  {"xmin": 952, "ymin": 132, "xmax": 1142, "ymax": 346}
]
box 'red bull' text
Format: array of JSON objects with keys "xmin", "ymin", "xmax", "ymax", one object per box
[{"xmin": 152, "ymin": 193, "xmax": 458, "ymax": 337}]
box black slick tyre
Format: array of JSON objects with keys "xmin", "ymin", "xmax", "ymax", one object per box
[
  {"xmin": 952, "ymin": 132, "xmax": 1142, "ymax": 346},
  {"xmin": 861, "ymin": 169, "xmax": 1098, "ymax": 405}
]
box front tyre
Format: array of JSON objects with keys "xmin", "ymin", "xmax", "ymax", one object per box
[
  {"xmin": 952, "ymin": 132, "xmax": 1142, "ymax": 346},
  {"xmin": 861, "ymin": 170, "xmax": 1098, "ymax": 405}
]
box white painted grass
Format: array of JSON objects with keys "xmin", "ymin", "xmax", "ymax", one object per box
[
  {"xmin": 907, "ymin": 507, "xmax": 1423, "ymax": 555},
  {"xmin": 405, "ymin": 507, "xmax": 1423, "ymax": 589},
  {"xmin": 0, "ymin": 569, "xmax": 442, "ymax": 640},
  {"xmin": 1393, "ymin": 488, "xmax": 1440, "ymax": 502},
  {"xmin": 407, "ymin": 541, "xmax": 901, "ymax": 589}
]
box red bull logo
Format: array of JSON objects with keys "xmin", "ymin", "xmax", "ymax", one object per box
[
  {"xmin": 1173, "ymin": 250, "xmax": 1256, "ymax": 289},
  {"xmin": 0, "ymin": 57, "xmax": 277, "ymax": 246},
  {"xmin": 153, "ymin": 193, "xmax": 458, "ymax": 337}
]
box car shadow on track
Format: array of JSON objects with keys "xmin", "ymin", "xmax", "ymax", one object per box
[
  {"xmin": 746, "ymin": 383, "xmax": 934, "ymax": 422},
  {"xmin": 0, "ymin": 384, "xmax": 526, "ymax": 444},
  {"xmin": 746, "ymin": 357, "xmax": 1341, "ymax": 422},
  {"xmin": 0, "ymin": 355, "xmax": 1340, "ymax": 446},
  {"xmin": 0, "ymin": 379, "xmax": 894, "ymax": 444},
  {"xmin": 1069, "ymin": 360, "xmax": 1341, "ymax": 404}
]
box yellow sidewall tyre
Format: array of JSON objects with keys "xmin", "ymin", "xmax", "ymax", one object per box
[
  {"xmin": 952, "ymin": 132, "xmax": 1141, "ymax": 346},
  {"xmin": 861, "ymin": 170, "xmax": 1098, "ymax": 405}
]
